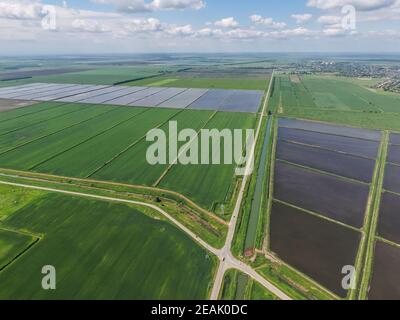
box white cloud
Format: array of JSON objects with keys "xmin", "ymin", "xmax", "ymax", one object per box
[
  {"xmin": 270, "ymin": 27, "xmax": 316, "ymax": 39},
  {"xmin": 71, "ymin": 19, "xmax": 111, "ymax": 33},
  {"xmin": 307, "ymin": 0, "xmax": 397, "ymax": 11},
  {"xmin": 214, "ymin": 17, "xmax": 238, "ymax": 28},
  {"xmin": 0, "ymin": 0, "xmax": 45, "ymax": 20},
  {"xmin": 317, "ymin": 15, "xmax": 342, "ymax": 24},
  {"xmin": 322, "ymin": 27, "xmax": 347, "ymax": 36},
  {"xmin": 250, "ymin": 14, "xmax": 286, "ymax": 29},
  {"xmin": 92, "ymin": 0, "xmax": 205, "ymax": 13},
  {"xmin": 291, "ymin": 13, "xmax": 313, "ymax": 24},
  {"xmin": 151, "ymin": 0, "xmax": 205, "ymax": 10}
]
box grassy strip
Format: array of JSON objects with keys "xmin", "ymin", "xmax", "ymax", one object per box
[
  {"xmin": 357, "ymin": 131, "xmax": 389, "ymax": 299},
  {"xmin": 346, "ymin": 131, "xmax": 386, "ymax": 299},
  {"xmin": 243, "ymin": 116, "xmax": 272, "ymax": 251},
  {"xmin": 253, "ymin": 256, "xmax": 337, "ymax": 300},
  {"xmin": 231, "ymin": 115, "xmax": 269, "ymax": 257},
  {"xmin": 263, "ymin": 116, "xmax": 278, "ymax": 251},
  {"xmin": 232, "ymin": 75, "xmax": 273, "ymax": 256},
  {"xmin": 219, "ymin": 268, "xmax": 279, "ymax": 300}
]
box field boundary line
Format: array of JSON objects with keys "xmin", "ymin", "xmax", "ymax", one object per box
[
  {"xmin": 208, "ymin": 71, "xmax": 293, "ymax": 300},
  {"xmin": 0, "ymin": 236, "xmax": 40, "ymax": 273},
  {"xmin": 0, "ymin": 179, "xmax": 221, "ymax": 256},
  {"xmin": 0, "ymin": 107, "xmax": 120, "ymax": 156},
  {"xmin": 358, "ymin": 131, "xmax": 389, "ymax": 300},
  {"xmin": 0, "ymin": 168, "xmax": 227, "ymax": 226},
  {"xmin": 261, "ymin": 250, "xmax": 339, "ymax": 300},
  {"xmin": 262, "ymin": 116, "xmax": 278, "ymax": 253},
  {"xmin": 28, "ymin": 108, "xmax": 152, "ymax": 171},
  {"xmin": 85, "ymin": 108, "xmax": 186, "ymax": 178},
  {"xmin": 276, "ymin": 159, "xmax": 372, "ymax": 186},
  {"xmin": 151, "ymin": 88, "xmax": 191, "ymax": 107},
  {"xmin": 0, "ymin": 102, "xmax": 65, "ymax": 125},
  {"xmin": 100, "ymin": 87, "xmax": 154, "ymax": 104},
  {"xmin": 279, "ymin": 138, "xmax": 378, "ymax": 161},
  {"xmin": 128, "ymin": 87, "xmax": 170, "ymax": 106},
  {"xmin": 242, "ymin": 115, "xmax": 272, "ymax": 254},
  {"xmin": 278, "ymin": 124, "xmax": 382, "ymax": 143},
  {"xmin": 0, "ymin": 103, "xmax": 87, "ymax": 138},
  {"xmin": 375, "ymin": 236, "xmax": 400, "ymax": 249},
  {"xmin": 152, "ymin": 110, "xmax": 218, "ymax": 187},
  {"xmin": 0, "ymin": 225, "xmax": 43, "ymax": 239},
  {"xmin": 273, "ymin": 199, "xmax": 361, "ymax": 233},
  {"xmin": 349, "ymin": 130, "xmax": 385, "ymax": 300},
  {"xmin": 0, "ymin": 177, "xmax": 291, "ymax": 300}
]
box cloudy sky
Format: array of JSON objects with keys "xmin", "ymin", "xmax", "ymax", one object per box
[{"xmin": 1, "ymin": 0, "xmax": 400, "ymax": 55}]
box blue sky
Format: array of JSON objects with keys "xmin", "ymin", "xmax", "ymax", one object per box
[{"xmin": 1, "ymin": 0, "xmax": 400, "ymax": 54}]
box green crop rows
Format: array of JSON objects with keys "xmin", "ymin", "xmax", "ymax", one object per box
[
  {"xmin": 0, "ymin": 102, "xmax": 256, "ymax": 211},
  {"xmin": 0, "ymin": 185, "xmax": 216, "ymax": 299}
]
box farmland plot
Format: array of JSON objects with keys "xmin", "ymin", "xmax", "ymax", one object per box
[
  {"xmin": 158, "ymin": 112, "xmax": 257, "ymax": 210},
  {"xmin": 269, "ymin": 119, "xmax": 383, "ymax": 298},
  {"xmin": 279, "ymin": 118, "xmax": 382, "ymax": 141},
  {"xmin": 0, "ymin": 229, "xmax": 36, "ymax": 270},
  {"xmin": 301, "ymin": 76, "xmax": 400, "ymax": 113},
  {"xmin": 387, "ymin": 144, "xmax": 400, "ymax": 165},
  {"xmin": 383, "ymin": 163, "xmax": 400, "ymax": 194},
  {"xmin": 0, "ymin": 102, "xmax": 58, "ymax": 123},
  {"xmin": 369, "ymin": 241, "xmax": 400, "ymax": 300},
  {"xmin": 34, "ymin": 108, "xmax": 180, "ymax": 178},
  {"xmin": 0, "ymin": 104, "xmax": 115, "ymax": 154},
  {"xmin": 274, "ymin": 161, "xmax": 369, "ymax": 228},
  {"xmin": 0, "ymin": 102, "xmax": 85, "ymax": 136},
  {"xmin": 390, "ymin": 133, "xmax": 400, "ymax": 145},
  {"xmin": 276, "ymin": 140, "xmax": 376, "ymax": 183},
  {"xmin": 0, "ymin": 99, "xmax": 36, "ymax": 112},
  {"xmin": 92, "ymin": 109, "xmax": 214, "ymax": 187},
  {"xmin": 0, "ymin": 191, "xmax": 215, "ymax": 299},
  {"xmin": 278, "ymin": 127, "xmax": 380, "ymax": 159},
  {"xmin": 377, "ymin": 192, "xmax": 400, "ymax": 244},
  {"xmin": 0, "ymin": 107, "xmax": 145, "ymax": 170},
  {"xmin": 270, "ymin": 201, "xmax": 361, "ymax": 298}
]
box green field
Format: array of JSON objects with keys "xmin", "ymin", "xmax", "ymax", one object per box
[
  {"xmin": 34, "ymin": 108, "xmax": 181, "ymax": 178},
  {"xmin": 268, "ymin": 74, "xmax": 400, "ymax": 132},
  {"xmin": 271, "ymin": 74, "xmax": 400, "ymax": 113},
  {"xmin": 0, "ymin": 229, "xmax": 37, "ymax": 270},
  {"xmin": 0, "ymin": 186, "xmax": 216, "ymax": 299},
  {"xmin": 0, "ymin": 104, "xmax": 118, "ymax": 154},
  {"xmin": 282, "ymin": 108, "xmax": 400, "ymax": 132},
  {"xmin": 158, "ymin": 112, "xmax": 257, "ymax": 211},
  {"xmin": 0, "ymin": 102, "xmax": 256, "ymax": 211},
  {"xmin": 92, "ymin": 109, "xmax": 215, "ymax": 186},
  {"xmin": 4, "ymin": 66, "xmax": 180, "ymax": 86},
  {"xmin": 0, "ymin": 185, "xmax": 45, "ymax": 221},
  {"xmin": 0, "ymin": 105, "xmax": 148, "ymax": 169},
  {"xmin": 126, "ymin": 76, "xmax": 268, "ymax": 90}
]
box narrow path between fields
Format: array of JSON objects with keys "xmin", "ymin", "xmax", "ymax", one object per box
[
  {"xmin": 0, "ymin": 178, "xmax": 289, "ymax": 300},
  {"xmin": 209, "ymin": 71, "xmax": 291, "ymax": 300}
]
